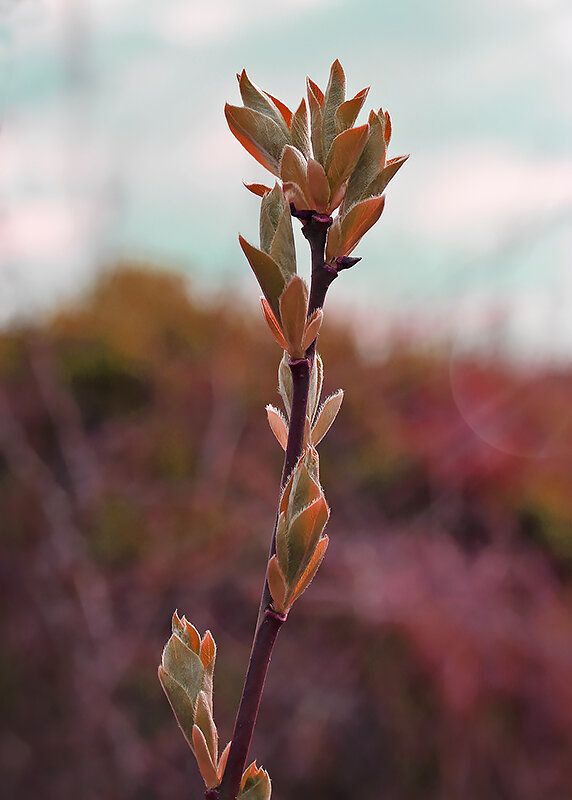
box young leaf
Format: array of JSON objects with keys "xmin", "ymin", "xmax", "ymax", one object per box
[
  {"xmin": 322, "ymin": 59, "xmax": 346, "ymax": 153},
  {"xmin": 158, "ymin": 666, "xmax": 197, "ymax": 749},
  {"xmin": 335, "ymin": 87, "xmax": 369, "ymax": 134},
  {"xmin": 266, "ymin": 405, "xmax": 289, "ymax": 450},
  {"xmin": 279, "ymin": 276, "xmax": 309, "ymax": 358},
  {"xmin": 325, "ymin": 124, "xmax": 369, "ymax": 198},
  {"xmin": 172, "ymin": 611, "xmax": 201, "ymax": 654},
  {"xmin": 217, "ymin": 741, "xmax": 232, "ymax": 784},
  {"xmin": 326, "ymin": 195, "xmax": 385, "ymax": 260},
  {"xmin": 239, "ymin": 763, "xmax": 272, "ymax": 800},
  {"xmin": 291, "ymin": 98, "xmax": 311, "ymax": 159},
  {"xmin": 244, "ymin": 182, "xmax": 272, "ymax": 198},
  {"xmin": 308, "ymin": 353, "xmax": 324, "ymax": 423},
  {"xmin": 287, "ymin": 535, "xmax": 329, "ymax": 607},
  {"xmin": 263, "ymin": 89, "xmax": 294, "ymax": 129},
  {"xmin": 200, "ymin": 630, "xmax": 216, "ymax": 669},
  {"xmin": 260, "ymin": 184, "xmax": 286, "ymax": 254},
  {"xmin": 267, "ymin": 555, "xmax": 288, "ymax": 614},
  {"xmin": 301, "ymin": 309, "xmax": 323, "ymax": 353},
  {"xmin": 278, "ymin": 351, "xmax": 293, "ymax": 418},
  {"xmin": 261, "ymin": 298, "xmax": 289, "ymax": 351},
  {"xmin": 161, "ymin": 634, "xmax": 204, "ymax": 703},
  {"xmin": 238, "ymin": 70, "xmax": 291, "ymax": 136},
  {"xmin": 239, "ymin": 235, "xmax": 285, "ymax": 321},
  {"xmin": 307, "ymin": 158, "xmax": 330, "ymax": 212},
  {"xmin": 286, "ymin": 495, "xmax": 330, "ymax": 582},
  {"xmin": 344, "ymin": 110, "xmax": 387, "ymax": 210},
  {"xmin": 192, "ymin": 724, "xmax": 220, "ymax": 789},
  {"xmin": 225, "ymin": 104, "xmax": 288, "ymax": 175},
  {"xmin": 307, "ymin": 82, "xmax": 325, "ymax": 166},
  {"xmin": 269, "ymin": 204, "xmax": 297, "ymax": 282},
  {"xmin": 364, "ymin": 154, "xmax": 409, "ymax": 198},
  {"xmin": 311, "ymin": 390, "xmax": 344, "ymax": 446}
]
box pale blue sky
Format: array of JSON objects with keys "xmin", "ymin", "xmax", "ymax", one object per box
[{"xmin": 1, "ymin": 0, "xmax": 571, "ymax": 360}]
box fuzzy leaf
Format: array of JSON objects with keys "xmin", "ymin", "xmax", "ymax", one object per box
[
  {"xmin": 238, "ymin": 70, "xmax": 290, "ymax": 135},
  {"xmin": 283, "ymin": 181, "xmax": 312, "ymax": 215},
  {"xmin": 344, "ymin": 110, "xmax": 387, "ymax": 210},
  {"xmin": 195, "ymin": 690, "xmax": 218, "ymax": 763},
  {"xmin": 326, "ymin": 195, "xmax": 385, "ymax": 260},
  {"xmin": 225, "ymin": 104, "xmax": 288, "ymax": 175},
  {"xmin": 280, "ymin": 146, "xmax": 310, "ymax": 201},
  {"xmin": 192, "ymin": 724, "xmax": 219, "ymax": 789},
  {"xmin": 217, "ymin": 741, "xmax": 231, "ymax": 785},
  {"xmin": 307, "ymin": 158, "xmax": 330, "ymax": 212},
  {"xmin": 322, "ymin": 60, "xmax": 346, "ymax": 153},
  {"xmin": 269, "ymin": 205, "xmax": 297, "ymax": 281},
  {"xmin": 267, "ymin": 555, "xmax": 288, "ymax": 614},
  {"xmin": 291, "ymin": 98, "xmax": 311, "ymax": 159},
  {"xmin": 308, "ymin": 353, "xmax": 324, "ymax": 423},
  {"xmin": 263, "ymin": 90, "xmax": 293, "ymax": 129},
  {"xmin": 384, "ymin": 109, "xmax": 392, "ymax": 144},
  {"xmin": 335, "ymin": 88, "xmax": 369, "ymax": 134},
  {"xmin": 239, "ymin": 763, "xmax": 272, "ymax": 800},
  {"xmin": 287, "ymin": 535, "xmax": 329, "ymax": 607},
  {"xmin": 266, "ymin": 405, "xmax": 288, "ymax": 450},
  {"xmin": 158, "ymin": 666, "xmax": 197, "ymax": 749},
  {"xmin": 311, "ymin": 390, "xmax": 344, "ymax": 446},
  {"xmin": 244, "ymin": 182, "xmax": 272, "ymax": 197},
  {"xmin": 286, "ymin": 461, "xmax": 322, "ymax": 521},
  {"xmin": 200, "ymin": 631, "xmax": 216, "ymax": 669},
  {"xmin": 286, "ymin": 496, "xmax": 329, "ymax": 582},
  {"xmin": 325, "ymin": 124, "xmax": 369, "ymax": 200},
  {"xmin": 325, "ymin": 218, "xmax": 342, "ymax": 265},
  {"xmin": 307, "ymin": 83, "xmax": 325, "ymax": 166},
  {"xmin": 279, "ymin": 276, "xmax": 309, "ymax": 358},
  {"xmin": 259, "ymin": 184, "xmax": 284, "ymax": 254},
  {"xmin": 364, "ymin": 154, "xmax": 409, "ymax": 198},
  {"xmin": 239, "ymin": 236, "xmax": 285, "ymax": 321},
  {"xmin": 301, "ymin": 309, "xmax": 323, "ymax": 352},
  {"xmin": 172, "ymin": 611, "xmax": 201, "ymax": 654},
  {"xmin": 162, "ymin": 634, "xmax": 204, "ymax": 703},
  {"xmin": 261, "ymin": 298, "xmax": 289, "ymax": 350},
  {"xmin": 278, "ymin": 351, "xmax": 292, "ymax": 418},
  {"xmin": 275, "ymin": 512, "xmax": 289, "ymax": 576}
]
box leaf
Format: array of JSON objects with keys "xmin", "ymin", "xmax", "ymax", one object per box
[
  {"xmin": 261, "ymin": 298, "xmax": 289, "ymax": 351},
  {"xmin": 327, "ymin": 195, "xmax": 385, "ymax": 260},
  {"xmin": 269, "ymin": 203, "xmax": 297, "ymax": 282},
  {"xmin": 158, "ymin": 666, "xmax": 197, "ymax": 749},
  {"xmin": 307, "ymin": 82, "xmax": 325, "ymax": 166},
  {"xmin": 161, "ymin": 634, "xmax": 204, "ymax": 703},
  {"xmin": 364, "ymin": 154, "xmax": 409, "ymax": 198},
  {"xmin": 283, "ymin": 181, "xmax": 312, "ymax": 214},
  {"xmin": 311, "ymin": 389, "xmax": 344, "ymax": 446},
  {"xmin": 200, "ymin": 630, "xmax": 216, "ymax": 669},
  {"xmin": 344, "ymin": 110, "xmax": 387, "ymax": 210},
  {"xmin": 275, "ymin": 512, "xmax": 289, "ymax": 576},
  {"xmin": 325, "ymin": 124, "xmax": 369, "ymax": 201},
  {"xmin": 286, "ymin": 495, "xmax": 329, "ymax": 582},
  {"xmin": 335, "ymin": 88, "xmax": 369, "ymax": 134},
  {"xmin": 280, "ymin": 146, "xmax": 310, "ymax": 200},
  {"xmin": 301, "ymin": 309, "xmax": 323, "ymax": 352},
  {"xmin": 225, "ymin": 104, "xmax": 288, "ymax": 175},
  {"xmin": 287, "ymin": 535, "xmax": 329, "ymax": 607},
  {"xmin": 259, "ymin": 184, "xmax": 285, "ymax": 254},
  {"xmin": 384, "ymin": 109, "xmax": 392, "ymax": 145},
  {"xmin": 192, "ymin": 724, "xmax": 219, "ymax": 789},
  {"xmin": 239, "ymin": 235, "xmax": 285, "ymax": 321},
  {"xmin": 172, "ymin": 611, "xmax": 201, "ymax": 654},
  {"xmin": 308, "ymin": 352, "xmax": 324, "ymax": 423},
  {"xmin": 244, "ymin": 182, "xmax": 272, "ymax": 197},
  {"xmin": 195, "ymin": 690, "xmax": 218, "ymax": 763},
  {"xmin": 306, "ymin": 158, "xmax": 330, "ymax": 212},
  {"xmin": 306, "ymin": 77, "xmax": 324, "ymax": 105},
  {"xmin": 325, "ymin": 218, "xmax": 342, "ymax": 264},
  {"xmin": 287, "ymin": 460, "xmax": 322, "ymax": 520},
  {"xmin": 278, "ymin": 351, "xmax": 292, "ymax": 418},
  {"xmin": 239, "ymin": 763, "xmax": 272, "ymax": 800},
  {"xmin": 217, "ymin": 741, "xmax": 231, "ymax": 784},
  {"xmin": 279, "ymin": 276, "xmax": 309, "ymax": 358},
  {"xmin": 238, "ymin": 70, "xmax": 290, "ymax": 136},
  {"xmin": 266, "ymin": 405, "xmax": 288, "ymax": 450},
  {"xmin": 267, "ymin": 555, "xmax": 288, "ymax": 614},
  {"xmin": 291, "ymin": 98, "xmax": 311, "ymax": 159},
  {"xmin": 321, "ymin": 59, "xmax": 346, "ymax": 153},
  {"xmin": 263, "ymin": 90, "xmax": 293, "ymax": 128}
]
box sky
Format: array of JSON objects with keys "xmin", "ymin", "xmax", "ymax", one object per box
[{"xmin": 1, "ymin": 0, "xmax": 571, "ymax": 361}]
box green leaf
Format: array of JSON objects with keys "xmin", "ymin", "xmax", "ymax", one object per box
[
  {"xmin": 239, "ymin": 236, "xmax": 286, "ymax": 322},
  {"xmin": 162, "ymin": 634, "xmax": 204, "ymax": 704},
  {"xmin": 225, "ymin": 104, "xmax": 288, "ymax": 175},
  {"xmin": 259, "ymin": 184, "xmax": 284, "ymax": 254},
  {"xmin": 311, "ymin": 390, "xmax": 344, "ymax": 446},
  {"xmin": 269, "ymin": 204, "xmax": 297, "ymax": 282},
  {"xmin": 308, "ymin": 353, "xmax": 324, "ymax": 424},
  {"xmin": 344, "ymin": 110, "xmax": 387, "ymax": 210},
  {"xmin": 291, "ymin": 99, "xmax": 311, "ymax": 159},
  {"xmin": 238, "ymin": 70, "xmax": 290, "ymax": 136},
  {"xmin": 321, "ymin": 60, "xmax": 346, "ymax": 154},
  {"xmin": 158, "ymin": 666, "xmax": 197, "ymax": 749},
  {"xmin": 287, "ymin": 535, "xmax": 329, "ymax": 608},
  {"xmin": 286, "ymin": 496, "xmax": 329, "ymax": 583},
  {"xmin": 278, "ymin": 351, "xmax": 292, "ymax": 418},
  {"xmin": 239, "ymin": 765, "xmax": 272, "ymax": 800},
  {"xmin": 195, "ymin": 690, "xmax": 218, "ymax": 763},
  {"xmin": 325, "ymin": 125, "xmax": 369, "ymax": 201}
]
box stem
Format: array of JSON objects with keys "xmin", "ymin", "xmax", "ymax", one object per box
[
  {"xmin": 217, "ymin": 211, "xmax": 336, "ymax": 800},
  {"xmin": 217, "ymin": 610, "xmax": 286, "ymax": 800}
]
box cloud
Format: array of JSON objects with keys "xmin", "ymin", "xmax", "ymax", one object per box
[{"xmin": 408, "ymin": 143, "xmax": 572, "ymax": 249}]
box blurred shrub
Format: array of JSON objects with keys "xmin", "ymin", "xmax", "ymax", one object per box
[{"xmin": 0, "ymin": 264, "xmax": 571, "ymax": 800}]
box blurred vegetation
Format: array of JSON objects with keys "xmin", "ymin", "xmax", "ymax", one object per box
[{"xmin": 0, "ymin": 264, "xmax": 571, "ymax": 800}]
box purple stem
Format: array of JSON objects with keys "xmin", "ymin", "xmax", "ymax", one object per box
[{"xmin": 213, "ymin": 211, "xmax": 336, "ymax": 800}]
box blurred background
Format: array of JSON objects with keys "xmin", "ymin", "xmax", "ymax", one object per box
[{"xmin": 1, "ymin": 1, "xmax": 571, "ymax": 799}]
